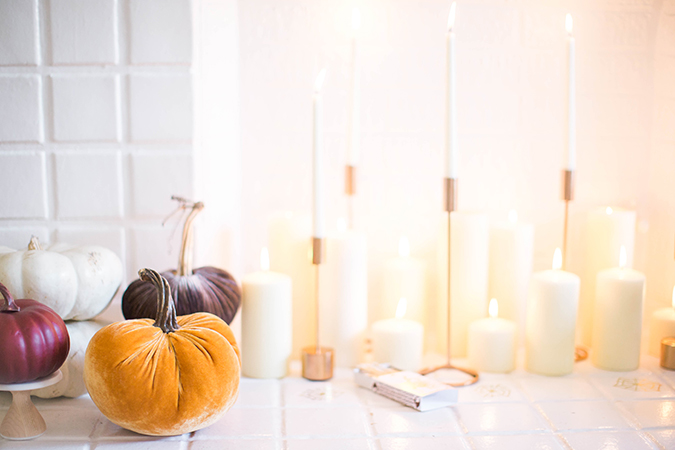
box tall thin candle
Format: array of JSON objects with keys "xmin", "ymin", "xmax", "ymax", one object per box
[
  {"xmin": 564, "ymin": 14, "xmax": 575, "ymax": 171},
  {"xmin": 313, "ymin": 69, "xmax": 326, "ymax": 238},
  {"xmin": 347, "ymin": 9, "xmax": 360, "ymax": 167},
  {"xmin": 445, "ymin": 2, "xmax": 457, "ymax": 178}
]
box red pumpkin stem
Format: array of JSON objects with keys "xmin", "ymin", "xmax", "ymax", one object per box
[
  {"xmin": 0, "ymin": 282, "xmax": 20, "ymax": 313},
  {"xmin": 27, "ymin": 235, "xmax": 43, "ymax": 251},
  {"xmin": 138, "ymin": 268, "xmax": 179, "ymax": 333},
  {"xmin": 174, "ymin": 197, "xmax": 205, "ymax": 277}
]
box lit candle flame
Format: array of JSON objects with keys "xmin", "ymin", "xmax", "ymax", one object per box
[
  {"xmin": 395, "ymin": 298, "xmax": 407, "ymax": 319},
  {"xmin": 398, "ymin": 236, "xmax": 410, "ymax": 257},
  {"xmin": 508, "ymin": 210, "xmax": 518, "ymax": 224},
  {"xmin": 260, "ymin": 247, "xmax": 270, "ymax": 271},
  {"xmin": 565, "ymin": 13, "xmax": 573, "ymax": 35},
  {"xmin": 619, "ymin": 245, "xmax": 627, "ymax": 269},
  {"xmin": 314, "ymin": 68, "xmax": 327, "ymax": 92},
  {"xmin": 352, "ymin": 7, "xmax": 361, "ymax": 31},
  {"xmin": 489, "ymin": 298, "xmax": 498, "ymax": 319},
  {"xmin": 606, "ymin": 206, "xmax": 613, "ymax": 215},
  {"xmin": 337, "ymin": 217, "xmax": 347, "ymax": 233},
  {"xmin": 447, "ymin": 2, "xmax": 456, "ymax": 32},
  {"xmin": 552, "ymin": 248, "xmax": 563, "ymax": 270}
]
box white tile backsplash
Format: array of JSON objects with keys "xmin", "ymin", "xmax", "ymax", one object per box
[
  {"xmin": 561, "ymin": 431, "xmax": 656, "ymax": 450},
  {"xmin": 129, "ymin": 74, "xmax": 192, "ymax": 142},
  {"xmin": 129, "ymin": 0, "xmax": 192, "ymax": 65},
  {"xmin": 0, "ymin": 152, "xmax": 48, "ymax": 219},
  {"xmin": 0, "ymin": 226, "xmax": 50, "ymax": 248},
  {"xmin": 129, "ymin": 225, "xmax": 182, "ymax": 278},
  {"xmin": 54, "ymin": 152, "xmax": 123, "ymax": 219},
  {"xmin": 51, "ymin": 75, "xmax": 120, "ymax": 142},
  {"xmin": 0, "ymin": 75, "xmax": 43, "ymax": 142},
  {"xmin": 50, "ymin": 0, "xmax": 118, "ymax": 65},
  {"xmin": 130, "ymin": 152, "xmax": 193, "ymax": 217},
  {"xmin": 0, "ymin": 0, "xmax": 39, "ymax": 66}
]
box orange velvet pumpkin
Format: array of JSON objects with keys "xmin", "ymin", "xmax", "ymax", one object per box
[{"xmin": 84, "ymin": 268, "xmax": 240, "ymax": 436}]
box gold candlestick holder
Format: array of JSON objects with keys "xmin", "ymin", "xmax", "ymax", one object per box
[
  {"xmin": 561, "ymin": 169, "xmax": 574, "ymax": 270},
  {"xmin": 419, "ymin": 177, "xmax": 479, "ymax": 387},
  {"xmin": 302, "ymin": 237, "xmax": 334, "ymax": 381},
  {"xmin": 345, "ymin": 165, "xmax": 356, "ymax": 229}
]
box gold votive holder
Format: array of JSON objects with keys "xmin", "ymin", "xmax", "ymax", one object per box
[
  {"xmin": 302, "ymin": 346, "xmax": 334, "ymax": 381},
  {"xmin": 660, "ymin": 337, "xmax": 675, "ymax": 370}
]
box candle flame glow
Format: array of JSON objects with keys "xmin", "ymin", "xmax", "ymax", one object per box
[
  {"xmin": 352, "ymin": 7, "xmax": 361, "ymax": 31},
  {"xmin": 395, "ymin": 297, "xmax": 407, "ymax": 319},
  {"xmin": 447, "ymin": 2, "xmax": 456, "ymax": 31},
  {"xmin": 619, "ymin": 245, "xmax": 627, "ymax": 269},
  {"xmin": 314, "ymin": 68, "xmax": 327, "ymax": 92},
  {"xmin": 508, "ymin": 210, "xmax": 518, "ymax": 224},
  {"xmin": 489, "ymin": 298, "xmax": 498, "ymax": 319},
  {"xmin": 337, "ymin": 217, "xmax": 347, "ymax": 233},
  {"xmin": 398, "ymin": 236, "xmax": 410, "ymax": 257},
  {"xmin": 552, "ymin": 248, "xmax": 563, "ymax": 270},
  {"xmin": 565, "ymin": 13, "xmax": 573, "ymax": 35},
  {"xmin": 606, "ymin": 206, "xmax": 613, "ymax": 215},
  {"xmin": 260, "ymin": 247, "xmax": 270, "ymax": 271}
]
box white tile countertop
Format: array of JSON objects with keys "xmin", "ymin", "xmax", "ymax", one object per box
[{"xmin": 2, "ymin": 356, "xmax": 675, "ymax": 450}]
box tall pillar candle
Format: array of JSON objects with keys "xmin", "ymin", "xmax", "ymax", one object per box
[
  {"xmin": 241, "ymin": 248, "xmax": 293, "ymax": 378},
  {"xmin": 372, "ymin": 298, "xmax": 424, "ymax": 371},
  {"xmin": 488, "ymin": 210, "xmax": 534, "ymax": 344},
  {"xmin": 591, "ymin": 247, "xmax": 645, "ymax": 371},
  {"xmin": 580, "ymin": 207, "xmax": 636, "ymax": 346},
  {"xmin": 526, "ymin": 249, "xmax": 580, "ymax": 376},
  {"xmin": 437, "ymin": 211, "xmax": 489, "ymax": 357},
  {"xmin": 268, "ymin": 212, "xmax": 314, "ymax": 359},
  {"xmin": 320, "ymin": 221, "xmax": 368, "ymax": 366},
  {"xmin": 649, "ymin": 287, "xmax": 675, "ymax": 357},
  {"xmin": 468, "ymin": 299, "xmax": 517, "ymax": 373},
  {"xmin": 381, "ymin": 236, "xmax": 426, "ymax": 323}
]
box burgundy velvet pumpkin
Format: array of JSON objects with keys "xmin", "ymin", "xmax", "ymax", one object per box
[
  {"xmin": 0, "ymin": 282, "xmax": 70, "ymax": 384},
  {"xmin": 122, "ymin": 198, "xmax": 241, "ymax": 324}
]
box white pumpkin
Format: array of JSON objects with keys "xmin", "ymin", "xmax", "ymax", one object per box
[
  {"xmin": 33, "ymin": 320, "xmax": 105, "ymax": 398},
  {"xmin": 0, "ymin": 237, "xmax": 123, "ymax": 320}
]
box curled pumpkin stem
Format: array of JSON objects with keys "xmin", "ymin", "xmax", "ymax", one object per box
[
  {"xmin": 173, "ymin": 197, "xmax": 205, "ymax": 277},
  {"xmin": 139, "ymin": 268, "xmax": 180, "ymax": 333},
  {"xmin": 0, "ymin": 282, "xmax": 20, "ymax": 313},
  {"xmin": 27, "ymin": 235, "xmax": 43, "ymax": 251}
]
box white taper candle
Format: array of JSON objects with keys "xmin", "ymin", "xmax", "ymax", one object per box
[
  {"xmin": 445, "ymin": 2, "xmax": 457, "ymax": 178},
  {"xmin": 564, "ymin": 14, "xmax": 576, "ymax": 171},
  {"xmin": 347, "ymin": 8, "xmax": 360, "ymax": 166},
  {"xmin": 313, "ymin": 69, "xmax": 326, "ymax": 238}
]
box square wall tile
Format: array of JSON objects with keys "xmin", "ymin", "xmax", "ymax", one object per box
[
  {"xmin": 0, "ymin": 76, "xmax": 43, "ymax": 142},
  {"xmin": 54, "ymin": 227, "xmax": 124, "ymax": 261},
  {"xmin": 285, "ymin": 407, "xmax": 368, "ymax": 437},
  {"xmin": 94, "ymin": 442, "xmax": 185, "ymax": 450},
  {"xmin": 538, "ymin": 400, "xmax": 633, "ymax": 432},
  {"xmin": 52, "ymin": 75, "xmax": 120, "ymax": 142},
  {"xmin": 0, "ymin": 227, "xmax": 50, "ymax": 249},
  {"xmin": 282, "ymin": 379, "xmax": 362, "ymax": 408},
  {"xmin": 647, "ymin": 428, "xmax": 675, "ymax": 449},
  {"xmin": 0, "ymin": 152, "xmax": 47, "ymax": 218},
  {"xmin": 129, "ymin": 225, "xmax": 182, "ymax": 279},
  {"xmin": 194, "ymin": 408, "xmax": 280, "ymax": 438},
  {"xmin": 40, "ymin": 408, "xmax": 102, "ymax": 439},
  {"xmin": 287, "ymin": 439, "xmax": 373, "ymax": 450},
  {"xmin": 189, "ymin": 440, "xmax": 278, "ymax": 450},
  {"xmin": 379, "ymin": 437, "xmax": 470, "ymax": 450},
  {"xmin": 619, "ymin": 400, "xmax": 675, "ymax": 428},
  {"xmin": 50, "ymin": 0, "xmax": 118, "ymax": 65},
  {"xmin": 55, "ymin": 152, "xmax": 123, "ymax": 219},
  {"xmin": 469, "ymin": 434, "xmax": 565, "ymax": 450},
  {"xmin": 130, "ymin": 153, "xmax": 193, "ymax": 217},
  {"xmin": 129, "ymin": 0, "xmax": 191, "ymax": 64},
  {"xmin": 454, "ymin": 403, "xmax": 549, "ymax": 434},
  {"xmin": 560, "ymin": 431, "xmax": 655, "ymax": 450},
  {"xmin": 0, "ymin": 442, "xmax": 88, "ymax": 450},
  {"xmin": 236, "ymin": 379, "xmax": 280, "ymax": 408},
  {"xmin": 129, "ymin": 74, "xmax": 192, "ymax": 142},
  {"xmin": 519, "ymin": 377, "xmax": 603, "ymax": 402},
  {"xmin": 0, "ymin": 0, "xmax": 39, "ymax": 65},
  {"xmin": 370, "ymin": 406, "xmax": 462, "ymax": 436}
]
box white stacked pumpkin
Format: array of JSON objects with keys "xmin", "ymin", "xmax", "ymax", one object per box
[{"xmin": 0, "ymin": 236, "xmax": 123, "ymax": 398}]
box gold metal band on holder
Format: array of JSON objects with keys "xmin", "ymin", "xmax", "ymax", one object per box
[
  {"xmin": 444, "ymin": 177, "xmax": 457, "ymax": 213},
  {"xmin": 312, "ymin": 237, "xmax": 325, "ymax": 265},
  {"xmin": 561, "ymin": 169, "xmax": 574, "ymax": 271},
  {"xmin": 345, "ymin": 165, "xmax": 356, "ymax": 196}
]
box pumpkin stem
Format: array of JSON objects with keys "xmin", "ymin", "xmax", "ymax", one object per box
[
  {"xmin": 0, "ymin": 282, "xmax": 20, "ymax": 313},
  {"xmin": 138, "ymin": 268, "xmax": 180, "ymax": 333},
  {"xmin": 173, "ymin": 197, "xmax": 205, "ymax": 277},
  {"xmin": 27, "ymin": 236, "xmax": 43, "ymax": 251}
]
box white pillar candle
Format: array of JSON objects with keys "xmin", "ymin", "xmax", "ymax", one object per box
[
  {"xmin": 321, "ymin": 219, "xmax": 368, "ymax": 367},
  {"xmin": 372, "ymin": 298, "xmax": 424, "ymax": 371},
  {"xmin": 445, "ymin": 2, "xmax": 457, "ymax": 178},
  {"xmin": 564, "ymin": 14, "xmax": 576, "ymax": 171},
  {"xmin": 580, "ymin": 207, "xmax": 636, "ymax": 346},
  {"xmin": 347, "ymin": 8, "xmax": 360, "ymax": 166},
  {"xmin": 468, "ymin": 299, "xmax": 517, "ymax": 373},
  {"xmin": 649, "ymin": 287, "xmax": 675, "ymax": 357},
  {"xmin": 268, "ymin": 212, "xmax": 314, "ymax": 359},
  {"xmin": 437, "ymin": 211, "xmax": 489, "ymax": 357},
  {"xmin": 241, "ymin": 248, "xmax": 293, "ymax": 379},
  {"xmin": 381, "ymin": 236, "xmax": 426, "ymax": 323},
  {"xmin": 526, "ymin": 248, "xmax": 580, "ymax": 376},
  {"xmin": 313, "ymin": 68, "xmax": 327, "ymax": 238},
  {"xmin": 488, "ymin": 210, "xmax": 534, "ymax": 344},
  {"xmin": 591, "ymin": 246, "xmax": 645, "ymax": 371}
]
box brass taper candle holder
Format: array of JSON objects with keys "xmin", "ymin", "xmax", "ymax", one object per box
[
  {"xmin": 419, "ymin": 177, "xmax": 479, "ymax": 387},
  {"xmin": 561, "ymin": 169, "xmax": 574, "ymax": 270},
  {"xmin": 302, "ymin": 237, "xmax": 334, "ymax": 381}
]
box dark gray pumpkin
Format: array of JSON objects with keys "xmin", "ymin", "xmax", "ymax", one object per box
[{"xmin": 122, "ymin": 198, "xmax": 241, "ymax": 324}]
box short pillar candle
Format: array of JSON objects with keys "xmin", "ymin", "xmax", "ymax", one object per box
[
  {"xmin": 649, "ymin": 286, "xmax": 675, "ymax": 357},
  {"xmin": 372, "ymin": 298, "xmax": 424, "ymax": 371},
  {"xmin": 467, "ymin": 298, "xmax": 517, "ymax": 373}
]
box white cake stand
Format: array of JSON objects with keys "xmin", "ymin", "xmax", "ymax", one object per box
[{"xmin": 0, "ymin": 370, "xmax": 62, "ymax": 440}]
